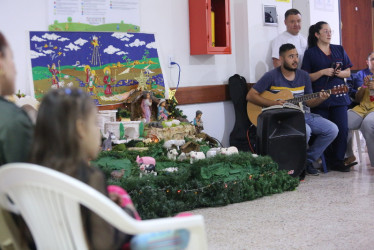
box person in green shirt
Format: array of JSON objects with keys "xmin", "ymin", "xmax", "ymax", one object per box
[{"xmin": 0, "ymin": 32, "xmax": 33, "ymax": 166}]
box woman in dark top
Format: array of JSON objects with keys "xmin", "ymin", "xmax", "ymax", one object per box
[
  {"xmin": 0, "ymin": 32, "xmax": 33, "ymax": 166},
  {"xmin": 302, "ymin": 21, "xmax": 352, "ymax": 172}
]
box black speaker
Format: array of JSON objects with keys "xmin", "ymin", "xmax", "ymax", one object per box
[{"xmin": 256, "ymin": 107, "xmax": 306, "ymax": 177}]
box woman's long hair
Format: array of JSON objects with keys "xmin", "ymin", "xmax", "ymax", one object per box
[
  {"xmin": 307, "ymin": 21, "xmax": 328, "ymax": 48},
  {"xmin": 31, "ymin": 88, "xmax": 95, "ymax": 176}
]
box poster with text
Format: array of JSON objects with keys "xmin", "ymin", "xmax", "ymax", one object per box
[
  {"xmin": 48, "ymin": 0, "xmax": 140, "ymax": 32},
  {"xmin": 29, "ymin": 31, "xmax": 165, "ymax": 106}
]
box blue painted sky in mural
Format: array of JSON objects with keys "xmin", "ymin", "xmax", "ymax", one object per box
[{"xmin": 29, "ymin": 31, "xmax": 159, "ymax": 67}]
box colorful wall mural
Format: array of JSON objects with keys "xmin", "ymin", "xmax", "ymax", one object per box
[{"xmin": 29, "ymin": 31, "xmax": 165, "ymax": 106}]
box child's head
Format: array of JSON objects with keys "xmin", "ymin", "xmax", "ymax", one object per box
[
  {"xmin": 196, "ymin": 110, "xmax": 202, "ymax": 119},
  {"xmin": 158, "ymin": 99, "xmax": 166, "ymax": 107},
  {"xmin": 31, "ymin": 88, "xmax": 100, "ymax": 173}
]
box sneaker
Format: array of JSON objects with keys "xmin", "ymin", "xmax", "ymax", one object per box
[
  {"xmin": 306, "ymin": 163, "xmax": 319, "ymax": 176},
  {"xmin": 330, "ymin": 160, "xmax": 353, "ymax": 172},
  {"xmin": 344, "ymin": 155, "xmax": 356, "ymax": 165}
]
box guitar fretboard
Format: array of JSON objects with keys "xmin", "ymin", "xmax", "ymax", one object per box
[{"xmin": 286, "ymin": 90, "xmax": 331, "ymax": 104}]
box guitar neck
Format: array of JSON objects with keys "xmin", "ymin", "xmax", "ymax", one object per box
[{"xmin": 287, "ymin": 90, "xmax": 330, "ymax": 104}]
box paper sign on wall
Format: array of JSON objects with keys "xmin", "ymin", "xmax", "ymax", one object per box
[{"xmin": 48, "ymin": 0, "xmax": 140, "ymax": 32}]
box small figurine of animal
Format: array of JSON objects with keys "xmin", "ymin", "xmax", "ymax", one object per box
[
  {"xmin": 220, "ymin": 146, "xmax": 239, "ymax": 156},
  {"xmin": 177, "ymin": 152, "xmax": 188, "ymax": 161},
  {"xmin": 102, "ymin": 132, "xmax": 115, "ymax": 151},
  {"xmin": 189, "ymin": 151, "xmax": 206, "ymax": 164},
  {"xmin": 111, "ymin": 169, "xmax": 125, "ymax": 180},
  {"xmin": 139, "ymin": 164, "xmax": 157, "ymax": 177},
  {"xmin": 206, "ymin": 148, "xmax": 221, "ymax": 158},
  {"xmin": 136, "ymin": 155, "xmax": 156, "ymax": 166},
  {"xmin": 170, "ymin": 119, "xmax": 181, "ymax": 126},
  {"xmin": 139, "ymin": 164, "xmax": 156, "ymax": 173},
  {"xmin": 163, "ymin": 140, "xmax": 185, "ymax": 150},
  {"xmin": 167, "ymin": 149, "xmax": 178, "ymax": 161}
]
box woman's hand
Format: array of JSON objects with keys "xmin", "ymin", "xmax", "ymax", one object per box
[{"xmin": 322, "ymin": 68, "xmax": 335, "ymax": 77}]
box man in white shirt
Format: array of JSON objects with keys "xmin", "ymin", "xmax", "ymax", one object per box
[{"xmin": 271, "ymin": 9, "xmax": 307, "ymax": 68}]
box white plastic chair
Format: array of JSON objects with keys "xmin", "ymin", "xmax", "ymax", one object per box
[
  {"xmin": 353, "ymin": 130, "xmax": 364, "ymax": 164},
  {"xmin": 0, "ymin": 163, "xmax": 208, "ymax": 250}
]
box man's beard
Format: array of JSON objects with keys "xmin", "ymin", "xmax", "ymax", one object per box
[{"xmin": 283, "ymin": 61, "xmax": 297, "ymax": 71}]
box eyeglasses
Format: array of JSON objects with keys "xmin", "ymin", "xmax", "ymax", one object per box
[{"xmin": 320, "ymin": 29, "xmax": 334, "ymax": 35}]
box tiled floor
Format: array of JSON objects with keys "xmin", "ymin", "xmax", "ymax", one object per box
[{"xmin": 193, "ymin": 151, "xmax": 374, "ymax": 250}]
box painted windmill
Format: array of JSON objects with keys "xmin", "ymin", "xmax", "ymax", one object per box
[{"xmin": 90, "ymin": 35, "xmax": 102, "ymax": 66}]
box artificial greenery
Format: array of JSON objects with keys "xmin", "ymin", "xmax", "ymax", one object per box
[
  {"xmin": 118, "ymin": 108, "xmax": 131, "ymax": 118},
  {"xmin": 94, "ymin": 141, "xmax": 299, "ymax": 219},
  {"xmin": 168, "ymin": 98, "xmax": 187, "ymax": 119}
]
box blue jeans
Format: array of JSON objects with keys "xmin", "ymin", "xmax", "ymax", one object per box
[{"xmin": 305, "ymin": 113, "xmax": 338, "ymax": 164}]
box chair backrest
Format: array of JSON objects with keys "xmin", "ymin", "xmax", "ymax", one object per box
[{"xmin": 0, "ymin": 163, "xmax": 208, "ymax": 250}]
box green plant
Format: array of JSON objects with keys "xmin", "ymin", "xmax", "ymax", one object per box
[{"xmin": 118, "ymin": 108, "xmax": 131, "ymax": 118}]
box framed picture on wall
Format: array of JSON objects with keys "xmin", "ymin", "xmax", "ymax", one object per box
[{"xmin": 263, "ymin": 5, "xmax": 278, "ymax": 26}]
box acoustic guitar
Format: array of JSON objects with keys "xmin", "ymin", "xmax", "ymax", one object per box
[{"xmin": 247, "ymin": 85, "xmax": 348, "ymax": 126}]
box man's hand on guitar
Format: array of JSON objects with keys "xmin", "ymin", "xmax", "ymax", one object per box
[
  {"xmin": 319, "ymin": 90, "xmax": 330, "ymax": 100},
  {"xmin": 274, "ymin": 99, "xmax": 287, "ymax": 105}
]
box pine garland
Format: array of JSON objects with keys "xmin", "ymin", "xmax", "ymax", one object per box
[{"xmin": 94, "ymin": 143, "xmax": 299, "ymax": 219}]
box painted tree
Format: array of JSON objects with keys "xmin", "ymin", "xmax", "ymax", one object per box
[
  {"xmin": 142, "ymin": 49, "xmax": 150, "ymax": 62},
  {"xmin": 122, "ymin": 55, "xmax": 131, "ymax": 65}
]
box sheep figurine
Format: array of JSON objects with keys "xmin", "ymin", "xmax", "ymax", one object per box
[
  {"xmin": 167, "ymin": 149, "xmax": 178, "ymax": 161},
  {"xmin": 206, "ymin": 148, "xmax": 221, "ymax": 158},
  {"xmin": 177, "ymin": 152, "xmax": 188, "ymax": 161},
  {"xmin": 163, "ymin": 139, "xmax": 185, "ymax": 150},
  {"xmin": 171, "ymin": 119, "xmax": 181, "ymax": 126},
  {"xmin": 220, "ymin": 146, "xmax": 239, "ymax": 156},
  {"xmin": 163, "ymin": 119, "xmax": 181, "ymax": 127},
  {"xmin": 189, "ymin": 151, "xmax": 206, "ymax": 164}
]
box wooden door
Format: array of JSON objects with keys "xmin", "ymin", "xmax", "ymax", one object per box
[{"xmin": 340, "ymin": 0, "xmax": 373, "ymax": 70}]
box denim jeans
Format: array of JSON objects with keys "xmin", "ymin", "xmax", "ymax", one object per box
[{"xmin": 305, "ymin": 113, "xmax": 338, "ymax": 164}]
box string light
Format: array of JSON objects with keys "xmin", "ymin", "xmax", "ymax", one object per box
[{"xmin": 127, "ymin": 172, "xmax": 279, "ymax": 197}]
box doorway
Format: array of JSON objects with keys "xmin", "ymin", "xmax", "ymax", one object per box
[{"xmin": 340, "ymin": 0, "xmax": 373, "ymax": 70}]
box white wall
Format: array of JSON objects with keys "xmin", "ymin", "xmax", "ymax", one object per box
[
  {"xmin": 294, "ymin": 0, "xmax": 341, "ymax": 45},
  {"xmin": 246, "ymin": 0, "xmax": 293, "ymax": 82},
  {"xmin": 0, "ymin": 0, "xmax": 342, "ymax": 147}
]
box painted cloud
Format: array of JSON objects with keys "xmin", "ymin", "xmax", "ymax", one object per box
[
  {"xmin": 31, "ymin": 35, "xmax": 46, "ymax": 42},
  {"xmin": 104, "ymin": 45, "xmax": 121, "ymax": 54},
  {"xmin": 116, "ymin": 51, "xmax": 128, "ymax": 55},
  {"xmin": 30, "ymin": 50, "xmax": 46, "ymax": 59},
  {"xmin": 42, "ymin": 33, "xmax": 61, "ymax": 41},
  {"xmin": 74, "ymin": 38, "xmax": 88, "ymax": 46},
  {"xmin": 129, "ymin": 39, "xmax": 145, "ymax": 47},
  {"xmin": 58, "ymin": 37, "xmax": 70, "ymax": 42},
  {"xmin": 146, "ymin": 42, "xmax": 157, "ymax": 49},
  {"xmin": 65, "ymin": 43, "xmax": 80, "ymax": 51}
]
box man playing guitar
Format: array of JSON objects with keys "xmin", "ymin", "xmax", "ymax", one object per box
[{"xmin": 246, "ymin": 43, "xmax": 339, "ymax": 175}]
